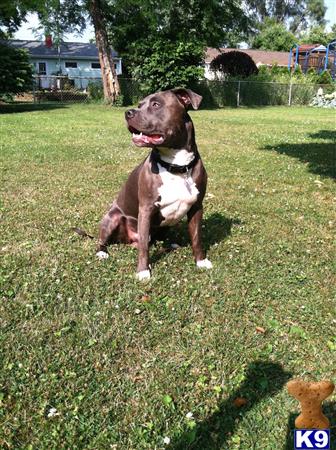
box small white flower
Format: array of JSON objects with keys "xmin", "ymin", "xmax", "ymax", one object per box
[
  {"xmin": 186, "ymin": 411, "xmax": 193, "ymax": 419},
  {"xmin": 47, "ymin": 407, "xmax": 59, "ymax": 418},
  {"xmin": 163, "ymin": 436, "xmax": 170, "ymax": 445}
]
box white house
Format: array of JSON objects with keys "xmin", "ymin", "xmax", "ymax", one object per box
[{"xmin": 8, "ymin": 39, "xmax": 122, "ymax": 89}]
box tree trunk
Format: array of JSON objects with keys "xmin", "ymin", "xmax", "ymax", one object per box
[{"xmin": 88, "ymin": 0, "xmax": 120, "ymax": 103}]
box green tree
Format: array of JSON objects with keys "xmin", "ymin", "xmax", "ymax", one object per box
[
  {"xmin": 0, "ymin": 41, "xmax": 33, "ymax": 99},
  {"xmin": 106, "ymin": 0, "xmax": 249, "ymax": 91},
  {"xmin": 252, "ymin": 20, "xmax": 297, "ymax": 51},
  {"xmin": 87, "ymin": 0, "xmax": 120, "ymax": 102},
  {"xmin": 0, "ymin": 0, "xmax": 38, "ymax": 99},
  {"xmin": 300, "ymin": 25, "xmax": 336, "ymax": 46},
  {"xmin": 34, "ymin": 0, "xmax": 86, "ymax": 42},
  {"xmin": 0, "ymin": 0, "xmax": 43, "ymax": 38},
  {"xmin": 245, "ymin": 0, "xmax": 326, "ymax": 33},
  {"xmin": 131, "ymin": 40, "xmax": 204, "ymax": 94}
]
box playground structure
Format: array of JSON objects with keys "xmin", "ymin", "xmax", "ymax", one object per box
[{"xmin": 288, "ymin": 41, "xmax": 336, "ymax": 78}]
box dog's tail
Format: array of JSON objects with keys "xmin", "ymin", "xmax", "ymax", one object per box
[{"xmin": 71, "ymin": 227, "xmax": 94, "ymax": 240}]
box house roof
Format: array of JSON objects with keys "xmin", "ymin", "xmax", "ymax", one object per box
[
  {"xmin": 296, "ymin": 44, "xmax": 325, "ymax": 53},
  {"xmin": 205, "ymin": 47, "xmax": 290, "ymax": 67},
  {"xmin": 7, "ymin": 39, "xmax": 119, "ymax": 60}
]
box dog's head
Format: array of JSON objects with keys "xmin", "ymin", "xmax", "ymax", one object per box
[{"xmin": 125, "ymin": 88, "xmax": 202, "ymax": 148}]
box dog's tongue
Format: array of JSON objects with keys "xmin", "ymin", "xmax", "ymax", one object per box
[{"xmin": 132, "ymin": 132, "xmax": 164, "ymax": 147}]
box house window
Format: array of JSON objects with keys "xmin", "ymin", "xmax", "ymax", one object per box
[
  {"xmin": 65, "ymin": 61, "xmax": 78, "ymax": 68},
  {"xmin": 38, "ymin": 62, "xmax": 47, "ymax": 75},
  {"xmin": 91, "ymin": 62, "xmax": 118, "ymax": 70}
]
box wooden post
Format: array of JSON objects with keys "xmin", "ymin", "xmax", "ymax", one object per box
[
  {"xmin": 237, "ymin": 80, "xmax": 241, "ymax": 107},
  {"xmin": 288, "ymin": 82, "xmax": 293, "ymax": 106}
]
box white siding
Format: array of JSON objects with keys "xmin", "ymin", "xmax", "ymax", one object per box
[{"xmin": 31, "ymin": 57, "xmax": 122, "ymax": 89}]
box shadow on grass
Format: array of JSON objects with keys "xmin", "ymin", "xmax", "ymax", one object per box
[
  {"xmin": 284, "ymin": 402, "xmax": 336, "ymax": 450},
  {"xmin": 150, "ymin": 212, "xmax": 234, "ymax": 264},
  {"xmin": 202, "ymin": 212, "xmax": 239, "ymax": 253},
  {"xmin": 0, "ymin": 103, "xmax": 68, "ymax": 114},
  {"xmin": 262, "ymin": 129, "xmax": 336, "ymax": 180},
  {"xmin": 309, "ymin": 130, "xmax": 336, "ymax": 141},
  {"xmin": 169, "ymin": 360, "xmax": 292, "ymax": 450}
]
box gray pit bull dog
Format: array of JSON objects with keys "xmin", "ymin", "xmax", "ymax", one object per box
[{"xmin": 96, "ymin": 88, "xmax": 212, "ymax": 280}]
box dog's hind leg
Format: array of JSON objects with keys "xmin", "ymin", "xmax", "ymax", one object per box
[
  {"xmin": 96, "ymin": 204, "xmax": 123, "ymax": 258},
  {"xmin": 124, "ymin": 216, "xmax": 139, "ymax": 248}
]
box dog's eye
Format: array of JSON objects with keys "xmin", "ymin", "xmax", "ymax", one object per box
[{"xmin": 152, "ymin": 101, "xmax": 160, "ymax": 108}]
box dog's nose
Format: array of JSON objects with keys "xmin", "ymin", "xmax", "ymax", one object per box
[{"xmin": 125, "ymin": 109, "xmax": 136, "ymax": 119}]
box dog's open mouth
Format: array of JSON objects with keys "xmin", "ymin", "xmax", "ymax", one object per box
[{"xmin": 128, "ymin": 126, "xmax": 164, "ymax": 147}]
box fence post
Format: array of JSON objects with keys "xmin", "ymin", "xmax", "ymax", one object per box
[
  {"xmin": 60, "ymin": 77, "xmax": 64, "ymax": 103},
  {"xmin": 237, "ymin": 80, "xmax": 241, "ymax": 107},
  {"xmin": 288, "ymin": 82, "xmax": 293, "ymax": 106},
  {"xmin": 33, "ymin": 76, "xmax": 36, "ymax": 103}
]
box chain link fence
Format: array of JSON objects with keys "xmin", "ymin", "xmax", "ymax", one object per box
[
  {"xmin": 9, "ymin": 76, "xmax": 142, "ymax": 105},
  {"xmin": 194, "ymin": 79, "xmax": 335, "ymax": 107},
  {"xmin": 7, "ymin": 75, "xmax": 335, "ymax": 108}
]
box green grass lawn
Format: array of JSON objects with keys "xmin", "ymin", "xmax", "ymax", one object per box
[{"xmin": 0, "ymin": 104, "xmax": 335, "ymax": 450}]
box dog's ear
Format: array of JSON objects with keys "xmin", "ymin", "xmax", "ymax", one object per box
[{"xmin": 171, "ymin": 88, "xmax": 202, "ymax": 110}]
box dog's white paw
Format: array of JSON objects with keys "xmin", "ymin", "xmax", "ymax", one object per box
[
  {"xmin": 96, "ymin": 251, "xmax": 109, "ymax": 260},
  {"xmin": 136, "ymin": 270, "xmax": 151, "ymax": 281},
  {"xmin": 196, "ymin": 258, "xmax": 213, "ymax": 269}
]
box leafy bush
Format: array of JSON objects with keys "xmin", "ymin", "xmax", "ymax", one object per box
[
  {"xmin": 0, "ymin": 41, "xmax": 33, "ymax": 100},
  {"xmin": 230, "ymin": 64, "xmax": 335, "ymax": 86},
  {"xmin": 118, "ymin": 78, "xmax": 142, "ymax": 105},
  {"xmin": 113, "ymin": 93, "xmax": 124, "ymax": 106},
  {"xmin": 87, "ymin": 80, "xmax": 104, "ymax": 100},
  {"xmin": 316, "ymin": 70, "xmax": 333, "ymax": 84},
  {"xmin": 131, "ymin": 39, "xmax": 204, "ymax": 94},
  {"xmin": 210, "ymin": 51, "xmax": 258, "ymax": 79}
]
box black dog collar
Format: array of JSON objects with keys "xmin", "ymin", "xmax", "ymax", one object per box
[{"xmin": 151, "ymin": 149, "xmax": 199, "ymax": 174}]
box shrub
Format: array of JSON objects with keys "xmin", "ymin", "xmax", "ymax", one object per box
[
  {"xmin": 118, "ymin": 78, "xmax": 142, "ymax": 106},
  {"xmin": 0, "ymin": 41, "xmax": 33, "ymax": 100},
  {"xmin": 113, "ymin": 94, "xmax": 124, "ymax": 106},
  {"xmin": 316, "ymin": 70, "xmax": 333, "ymax": 85},
  {"xmin": 131, "ymin": 40, "xmax": 204, "ymax": 94},
  {"xmin": 87, "ymin": 80, "xmax": 104, "ymax": 100},
  {"xmin": 210, "ymin": 51, "xmax": 258, "ymax": 79}
]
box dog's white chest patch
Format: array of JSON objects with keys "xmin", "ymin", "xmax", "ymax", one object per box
[{"xmin": 156, "ymin": 164, "xmax": 199, "ymax": 226}]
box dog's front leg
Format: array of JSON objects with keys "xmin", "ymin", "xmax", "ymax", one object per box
[
  {"xmin": 136, "ymin": 205, "xmax": 152, "ymax": 280},
  {"xmin": 187, "ymin": 205, "xmax": 212, "ymax": 269}
]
